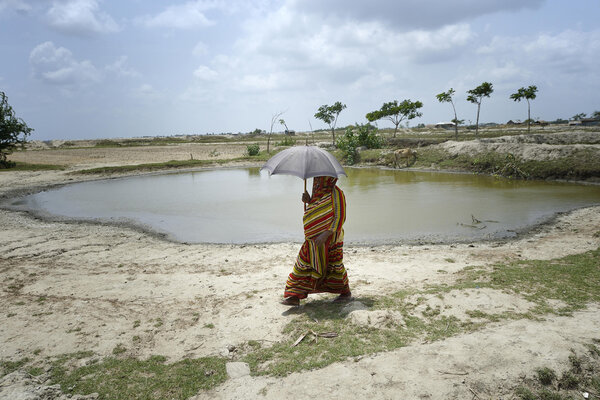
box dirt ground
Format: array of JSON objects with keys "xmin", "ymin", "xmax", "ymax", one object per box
[{"xmin": 1, "ymin": 137, "xmax": 600, "ymax": 399}]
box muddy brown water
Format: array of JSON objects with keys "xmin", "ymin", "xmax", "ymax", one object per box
[{"xmin": 12, "ymin": 167, "xmax": 600, "ymax": 244}]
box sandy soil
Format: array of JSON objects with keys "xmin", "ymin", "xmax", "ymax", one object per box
[{"xmin": 1, "ymin": 137, "xmax": 600, "ymax": 399}]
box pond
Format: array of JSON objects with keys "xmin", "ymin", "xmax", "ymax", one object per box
[{"xmin": 11, "ymin": 167, "xmax": 600, "ymax": 244}]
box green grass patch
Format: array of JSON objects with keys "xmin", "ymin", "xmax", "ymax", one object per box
[
  {"xmin": 1, "ymin": 357, "xmax": 30, "ymax": 378},
  {"xmin": 409, "ymin": 147, "xmax": 600, "ymax": 181},
  {"xmin": 0, "ymin": 162, "xmax": 65, "ymax": 171},
  {"xmin": 72, "ymin": 153, "xmax": 271, "ymax": 175},
  {"xmin": 49, "ymin": 354, "xmax": 227, "ymax": 400}
]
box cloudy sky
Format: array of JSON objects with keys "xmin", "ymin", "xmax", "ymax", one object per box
[{"xmin": 1, "ymin": 0, "xmax": 599, "ymax": 140}]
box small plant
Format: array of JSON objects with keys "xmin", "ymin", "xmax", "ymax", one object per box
[
  {"xmin": 133, "ymin": 320, "xmax": 140, "ymax": 328},
  {"xmin": 112, "ymin": 344, "xmax": 126, "ymax": 355},
  {"xmin": 246, "ymin": 144, "xmax": 260, "ymax": 156},
  {"xmin": 276, "ymin": 137, "xmax": 296, "ymax": 147},
  {"xmin": 536, "ymin": 367, "xmax": 556, "ymax": 385},
  {"xmin": 204, "ymin": 323, "xmax": 215, "ymax": 329},
  {"xmin": 515, "ymin": 386, "xmax": 536, "ymax": 400},
  {"xmin": 558, "ymin": 371, "xmax": 579, "ymax": 389}
]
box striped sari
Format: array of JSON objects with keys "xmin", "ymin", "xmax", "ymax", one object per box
[{"xmin": 284, "ymin": 176, "xmax": 350, "ymax": 300}]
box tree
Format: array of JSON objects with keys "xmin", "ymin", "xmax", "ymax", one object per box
[
  {"xmin": 592, "ymin": 111, "xmax": 600, "ymax": 119},
  {"xmin": 571, "ymin": 113, "xmax": 586, "ymax": 121},
  {"xmin": 466, "ymin": 82, "xmax": 493, "ymax": 137},
  {"xmin": 1, "ymin": 91, "xmax": 33, "ymax": 168},
  {"xmin": 365, "ymin": 99, "xmax": 423, "ymax": 138},
  {"xmin": 510, "ymin": 85, "xmax": 538, "ymax": 134},
  {"xmin": 279, "ymin": 118, "xmax": 288, "ymax": 132},
  {"xmin": 436, "ymin": 88, "xmax": 461, "ymax": 139},
  {"xmin": 314, "ymin": 101, "xmax": 346, "ymax": 146},
  {"xmin": 267, "ymin": 110, "xmax": 285, "ymax": 153}
]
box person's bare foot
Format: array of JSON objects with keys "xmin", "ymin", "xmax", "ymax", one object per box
[
  {"xmin": 332, "ymin": 292, "xmax": 352, "ymax": 303},
  {"xmin": 280, "ymin": 296, "xmax": 300, "ymax": 306}
]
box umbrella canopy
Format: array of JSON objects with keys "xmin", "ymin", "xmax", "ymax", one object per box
[{"xmin": 260, "ymin": 145, "xmax": 346, "ymax": 180}]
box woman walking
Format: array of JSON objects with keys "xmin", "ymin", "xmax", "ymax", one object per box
[{"xmin": 281, "ymin": 176, "xmax": 351, "ymax": 306}]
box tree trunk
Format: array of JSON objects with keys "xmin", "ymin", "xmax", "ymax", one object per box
[
  {"xmin": 331, "ymin": 127, "xmax": 336, "ymax": 146},
  {"xmin": 393, "ymin": 124, "xmax": 398, "ymax": 138},
  {"xmin": 267, "ymin": 135, "xmax": 271, "ymax": 153},
  {"xmin": 475, "ymin": 103, "xmax": 481, "ymax": 137},
  {"xmin": 452, "ymin": 102, "xmax": 458, "ymax": 140},
  {"xmin": 527, "ymin": 99, "xmax": 531, "ymax": 134}
]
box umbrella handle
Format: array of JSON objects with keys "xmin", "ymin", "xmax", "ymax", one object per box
[{"xmin": 303, "ymin": 179, "xmax": 307, "ymax": 212}]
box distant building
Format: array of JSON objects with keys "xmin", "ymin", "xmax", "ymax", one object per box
[
  {"xmin": 581, "ymin": 118, "xmax": 600, "ymax": 126},
  {"xmin": 568, "ymin": 120, "xmax": 582, "ymax": 126},
  {"xmin": 434, "ymin": 121, "xmax": 456, "ymax": 129}
]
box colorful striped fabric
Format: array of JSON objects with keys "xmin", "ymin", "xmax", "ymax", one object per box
[{"xmin": 284, "ymin": 180, "xmax": 350, "ymax": 300}]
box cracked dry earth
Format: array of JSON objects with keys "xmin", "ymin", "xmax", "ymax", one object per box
[{"xmin": 1, "ymin": 167, "xmax": 600, "ymax": 399}]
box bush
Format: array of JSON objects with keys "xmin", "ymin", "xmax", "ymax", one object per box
[
  {"xmin": 246, "ymin": 144, "xmax": 260, "ymax": 156},
  {"xmin": 336, "ymin": 128, "xmax": 359, "ymax": 165},
  {"xmin": 337, "ymin": 123, "xmax": 383, "ymax": 164}
]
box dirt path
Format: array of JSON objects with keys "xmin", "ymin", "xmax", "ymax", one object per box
[{"xmin": 1, "ymin": 140, "xmax": 600, "ymax": 399}]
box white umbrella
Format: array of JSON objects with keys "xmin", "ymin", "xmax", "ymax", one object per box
[{"xmin": 261, "ymin": 145, "xmax": 346, "ymax": 210}]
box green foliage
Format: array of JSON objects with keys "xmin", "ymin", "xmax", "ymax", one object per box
[
  {"xmin": 365, "ymin": 99, "xmax": 423, "ymax": 138},
  {"xmin": 246, "ymin": 143, "xmax": 260, "ymax": 156},
  {"xmin": 510, "ymin": 85, "xmax": 538, "ymax": 102},
  {"xmin": 336, "ymin": 127, "xmax": 359, "ymax": 165},
  {"xmin": 467, "ymin": 82, "xmax": 494, "ymax": 104},
  {"xmin": 1, "ymin": 91, "xmax": 33, "ymax": 168},
  {"xmin": 592, "ymin": 111, "xmax": 600, "ymax": 119},
  {"xmin": 510, "ymin": 85, "xmax": 538, "ymax": 133},
  {"xmin": 571, "ymin": 113, "xmax": 586, "ymax": 121},
  {"xmin": 314, "ymin": 101, "xmax": 347, "ymax": 145},
  {"xmin": 467, "ymin": 82, "xmax": 494, "ymax": 136},
  {"xmin": 337, "ymin": 123, "xmax": 382, "ymax": 164},
  {"xmin": 437, "ymin": 88, "xmax": 460, "ymax": 138},
  {"xmin": 276, "ymin": 136, "xmax": 296, "ymax": 147}
]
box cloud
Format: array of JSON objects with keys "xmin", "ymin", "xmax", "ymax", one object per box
[
  {"xmin": 477, "ymin": 29, "xmax": 600, "ymax": 79},
  {"xmin": 105, "ymin": 56, "xmax": 140, "ymax": 78},
  {"xmin": 133, "ymin": 83, "xmax": 160, "ymax": 99},
  {"xmin": 0, "ymin": 0, "xmax": 31, "ymax": 13},
  {"xmin": 290, "ymin": 0, "xmax": 544, "ymax": 30},
  {"xmin": 136, "ymin": 1, "xmax": 219, "ymax": 29},
  {"xmin": 228, "ymin": 5, "xmax": 476, "ymax": 93},
  {"xmin": 46, "ymin": 0, "xmax": 119, "ymax": 35},
  {"xmin": 29, "ymin": 41, "xmax": 101, "ymax": 86},
  {"xmin": 193, "ymin": 65, "xmax": 218, "ymax": 81}
]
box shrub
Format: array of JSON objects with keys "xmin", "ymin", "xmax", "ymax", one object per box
[
  {"xmin": 246, "ymin": 144, "xmax": 260, "ymax": 156},
  {"xmin": 536, "ymin": 367, "xmax": 556, "ymax": 385},
  {"xmin": 336, "ymin": 128, "xmax": 359, "ymax": 165},
  {"xmin": 337, "ymin": 123, "xmax": 383, "ymax": 164}
]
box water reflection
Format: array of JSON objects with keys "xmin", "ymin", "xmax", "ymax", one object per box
[{"xmin": 18, "ymin": 167, "xmax": 600, "ymax": 244}]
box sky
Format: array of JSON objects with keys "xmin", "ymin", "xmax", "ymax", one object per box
[{"xmin": 1, "ymin": 0, "xmax": 599, "ymax": 140}]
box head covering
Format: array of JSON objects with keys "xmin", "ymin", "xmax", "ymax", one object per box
[{"xmin": 311, "ymin": 176, "xmax": 337, "ymax": 202}]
